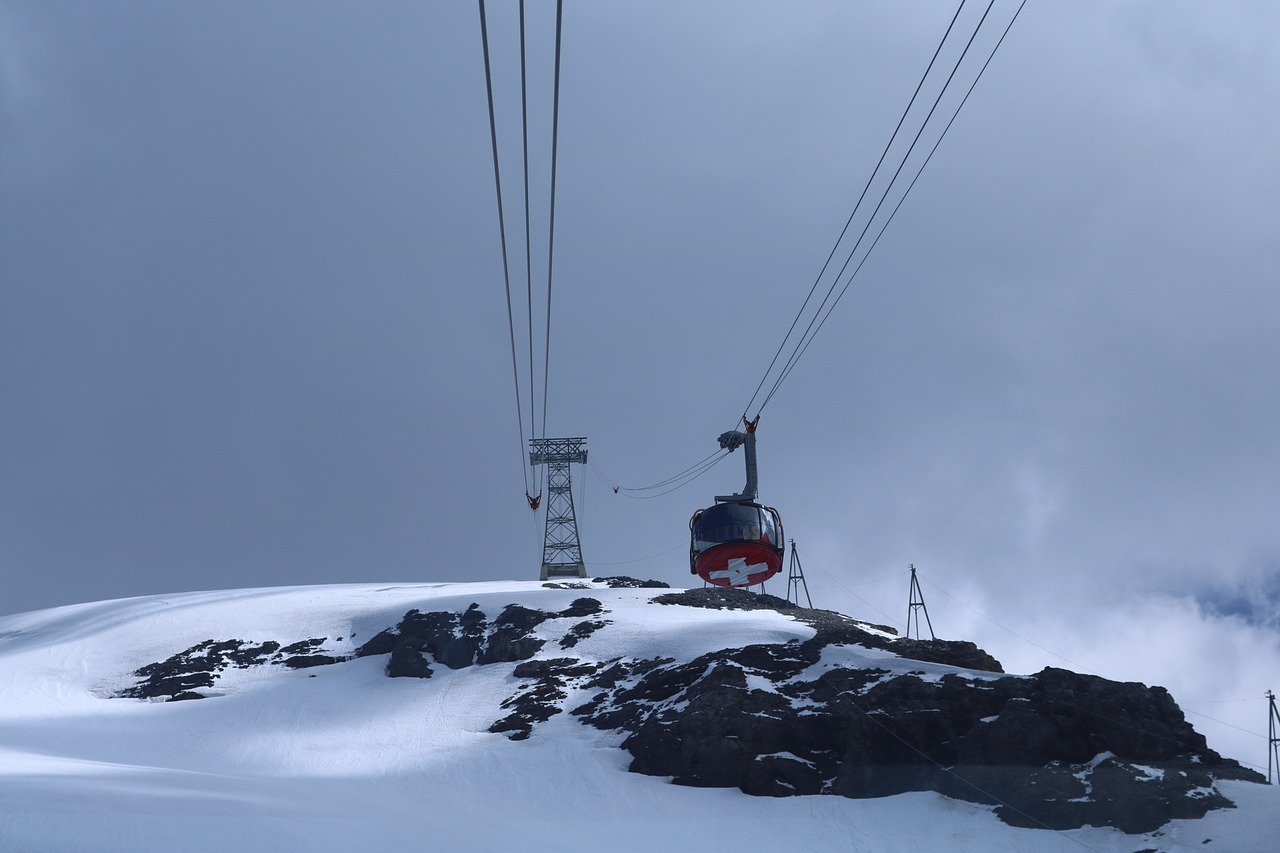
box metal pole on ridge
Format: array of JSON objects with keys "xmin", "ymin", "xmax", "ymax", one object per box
[
  {"xmin": 1268, "ymin": 689, "xmax": 1279, "ymax": 785},
  {"xmin": 786, "ymin": 541, "xmax": 813, "ymax": 609},
  {"xmin": 906, "ymin": 565, "xmax": 936, "ymax": 641}
]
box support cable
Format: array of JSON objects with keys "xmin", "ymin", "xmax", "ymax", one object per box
[
  {"xmin": 614, "ymin": 449, "xmax": 727, "ymax": 491},
  {"xmin": 589, "ymin": 448, "xmax": 731, "ymax": 497},
  {"xmin": 479, "ymin": 0, "xmax": 569, "ymax": 505},
  {"xmin": 754, "ymin": 0, "xmax": 1003, "ymax": 416},
  {"xmin": 518, "ymin": 0, "xmax": 540, "ymax": 496},
  {"xmin": 541, "ymin": 0, "xmax": 565, "ymax": 444},
  {"xmin": 917, "ymin": 570, "xmax": 1096, "ymax": 675},
  {"xmin": 794, "ymin": 547, "xmax": 908, "ymax": 630},
  {"xmin": 760, "ymin": 0, "xmax": 1027, "ymax": 412},
  {"xmin": 745, "ymin": 0, "xmax": 1027, "ymax": 419},
  {"xmin": 616, "ymin": 452, "xmax": 732, "ymax": 499},
  {"xmin": 740, "ymin": 0, "xmax": 971, "ymax": 419},
  {"xmin": 1182, "ymin": 708, "xmax": 1267, "ymax": 742},
  {"xmin": 478, "ymin": 0, "xmax": 531, "ymax": 496}
]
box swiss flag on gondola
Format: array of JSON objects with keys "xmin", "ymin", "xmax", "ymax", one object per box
[{"xmin": 695, "ymin": 540, "xmax": 782, "ymax": 588}]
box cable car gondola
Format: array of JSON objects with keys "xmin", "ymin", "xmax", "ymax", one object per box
[{"xmin": 689, "ymin": 418, "xmax": 785, "ymax": 588}]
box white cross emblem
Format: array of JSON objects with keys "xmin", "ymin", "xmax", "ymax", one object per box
[{"xmin": 709, "ymin": 557, "xmax": 769, "ymax": 587}]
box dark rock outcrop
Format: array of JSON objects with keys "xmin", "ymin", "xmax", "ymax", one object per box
[
  {"xmin": 652, "ymin": 587, "xmax": 795, "ymax": 612},
  {"xmin": 119, "ymin": 639, "xmax": 283, "ymax": 700},
  {"xmin": 654, "ymin": 587, "xmax": 1003, "ymax": 673},
  {"xmin": 490, "ymin": 657, "xmax": 604, "ymax": 740},
  {"xmin": 355, "ymin": 598, "xmax": 609, "ymax": 677},
  {"xmin": 117, "ymin": 637, "xmax": 347, "ymax": 700},
  {"xmin": 593, "ymin": 576, "xmax": 671, "ymax": 589},
  {"xmin": 279, "ymin": 638, "xmax": 344, "ymax": 669},
  {"xmin": 571, "ymin": 631, "xmax": 1260, "ymax": 833},
  {"xmin": 560, "ymin": 619, "xmax": 610, "ymax": 649}
]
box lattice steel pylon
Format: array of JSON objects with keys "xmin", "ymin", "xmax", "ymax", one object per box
[{"xmin": 529, "ymin": 437, "xmax": 588, "ymax": 580}]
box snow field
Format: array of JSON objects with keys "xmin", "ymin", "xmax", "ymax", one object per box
[{"xmin": 1, "ymin": 581, "xmax": 1277, "ymax": 852}]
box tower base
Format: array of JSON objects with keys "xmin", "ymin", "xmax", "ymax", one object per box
[{"xmin": 541, "ymin": 563, "xmax": 587, "ymax": 580}]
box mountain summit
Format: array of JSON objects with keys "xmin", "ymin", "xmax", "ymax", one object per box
[{"xmin": 0, "ymin": 579, "xmax": 1272, "ymax": 852}]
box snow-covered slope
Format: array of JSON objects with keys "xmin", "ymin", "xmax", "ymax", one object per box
[{"xmin": 0, "ymin": 580, "xmax": 1274, "ymax": 853}]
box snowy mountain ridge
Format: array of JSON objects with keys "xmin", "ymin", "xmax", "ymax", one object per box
[{"xmin": 1, "ymin": 578, "xmax": 1275, "ymax": 853}]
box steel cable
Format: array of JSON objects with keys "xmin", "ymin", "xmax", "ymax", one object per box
[
  {"xmin": 479, "ymin": 0, "xmax": 568, "ymax": 502},
  {"xmin": 541, "ymin": 0, "xmax": 565, "ymax": 446},
  {"xmin": 762, "ymin": 0, "xmax": 1028, "ymax": 411},
  {"xmin": 745, "ymin": 0, "xmax": 1028, "ymax": 419},
  {"xmin": 518, "ymin": 0, "xmax": 540, "ymax": 495},
  {"xmin": 741, "ymin": 0, "xmax": 972, "ymax": 419},
  {"xmin": 478, "ymin": 0, "xmax": 531, "ymax": 496},
  {"xmin": 754, "ymin": 0, "xmax": 999, "ymax": 416}
]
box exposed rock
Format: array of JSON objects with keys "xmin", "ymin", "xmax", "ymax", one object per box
[
  {"xmin": 387, "ymin": 645, "xmax": 433, "ymax": 678},
  {"xmin": 282, "ymin": 654, "xmax": 345, "ymax": 669},
  {"xmin": 560, "ymin": 619, "xmax": 610, "ymax": 649},
  {"xmin": 277, "ymin": 638, "xmax": 345, "ymax": 669},
  {"xmin": 356, "ymin": 600, "xmax": 612, "ymax": 675},
  {"xmin": 279, "ymin": 639, "xmax": 327, "ymax": 655},
  {"xmin": 168, "ymin": 691, "xmax": 206, "ymax": 702},
  {"xmin": 116, "ymin": 636, "xmax": 349, "ymax": 698},
  {"xmin": 652, "ymin": 587, "xmax": 795, "ymax": 611},
  {"xmin": 354, "ymin": 628, "xmax": 398, "ymax": 657},
  {"xmin": 559, "ymin": 597, "xmax": 604, "ymax": 618},
  {"xmin": 119, "ymin": 639, "xmax": 282, "ymax": 699},
  {"xmin": 572, "ymin": 637, "xmax": 1261, "ymax": 833},
  {"xmin": 654, "ymin": 588, "xmax": 1003, "ymax": 673},
  {"xmin": 799, "ymin": 614, "xmax": 1003, "ymax": 673},
  {"xmin": 490, "ymin": 658, "xmax": 604, "ymax": 740},
  {"xmin": 479, "ymin": 605, "xmax": 550, "ymax": 664},
  {"xmin": 593, "ymin": 576, "xmax": 670, "ymax": 589}
]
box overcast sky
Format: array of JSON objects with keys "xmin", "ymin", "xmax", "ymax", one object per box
[{"xmin": 3, "ymin": 1, "xmax": 1279, "ymax": 770}]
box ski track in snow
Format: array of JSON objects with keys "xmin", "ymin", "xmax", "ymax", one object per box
[{"xmin": 1, "ymin": 580, "xmax": 1276, "ymax": 853}]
